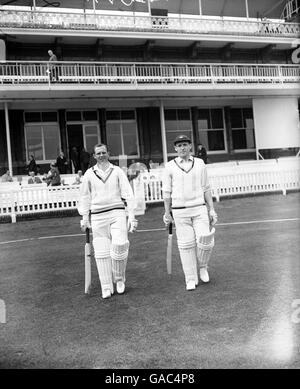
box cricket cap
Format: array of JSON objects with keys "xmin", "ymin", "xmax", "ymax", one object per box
[{"xmin": 174, "ymin": 135, "xmax": 192, "ymax": 146}]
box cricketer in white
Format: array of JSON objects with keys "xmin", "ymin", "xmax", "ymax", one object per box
[
  {"xmin": 162, "ymin": 135, "xmax": 218, "ymax": 291},
  {"xmin": 78, "ymin": 143, "xmax": 138, "ymax": 299}
]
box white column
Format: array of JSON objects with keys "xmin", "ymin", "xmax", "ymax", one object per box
[
  {"xmin": 0, "ymin": 39, "xmax": 6, "ymax": 61},
  {"xmin": 245, "ymin": 0, "xmax": 249, "ymax": 19},
  {"xmin": 4, "ymin": 102, "xmax": 13, "ymax": 176},
  {"xmin": 160, "ymin": 101, "xmax": 168, "ymax": 165},
  {"xmin": 199, "ymin": 0, "xmax": 202, "ymax": 15},
  {"xmin": 147, "ymin": 0, "xmax": 151, "ymax": 15}
]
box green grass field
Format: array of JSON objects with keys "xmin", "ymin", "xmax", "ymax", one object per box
[{"xmin": 0, "ymin": 193, "xmax": 299, "ymax": 369}]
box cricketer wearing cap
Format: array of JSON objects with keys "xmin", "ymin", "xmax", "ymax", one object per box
[
  {"xmin": 78, "ymin": 143, "xmax": 138, "ymax": 299},
  {"xmin": 162, "ymin": 135, "xmax": 218, "ymax": 291}
]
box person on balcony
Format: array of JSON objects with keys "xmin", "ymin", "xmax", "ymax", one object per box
[
  {"xmin": 28, "ymin": 171, "xmax": 42, "ymax": 184},
  {"xmin": 48, "ymin": 50, "xmax": 58, "ymax": 82},
  {"xmin": 78, "ymin": 143, "xmax": 138, "ymax": 300},
  {"xmin": 46, "ymin": 162, "xmax": 61, "ymax": 187},
  {"xmin": 162, "ymin": 135, "xmax": 217, "ymax": 292},
  {"xmin": 196, "ymin": 143, "xmax": 208, "ymax": 164},
  {"xmin": 56, "ymin": 151, "xmax": 68, "ymax": 174}
]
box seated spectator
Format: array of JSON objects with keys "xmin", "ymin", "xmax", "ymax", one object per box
[
  {"xmin": 1, "ymin": 169, "xmax": 13, "ymax": 182},
  {"xmin": 45, "ymin": 162, "xmax": 61, "ymax": 186},
  {"xmin": 149, "ymin": 160, "xmax": 159, "ymax": 169},
  {"xmin": 149, "ymin": 159, "xmax": 155, "ymax": 169},
  {"xmin": 28, "ymin": 171, "xmax": 42, "ymax": 184},
  {"xmin": 72, "ymin": 170, "xmax": 83, "ymax": 185}
]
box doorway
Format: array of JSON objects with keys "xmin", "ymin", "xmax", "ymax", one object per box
[
  {"xmin": 67, "ymin": 123, "xmax": 100, "ymax": 173},
  {"xmin": 67, "ymin": 124, "xmax": 84, "ymax": 173}
]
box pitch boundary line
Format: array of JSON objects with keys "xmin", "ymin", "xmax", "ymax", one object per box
[{"xmin": 0, "ymin": 217, "xmax": 299, "ymax": 246}]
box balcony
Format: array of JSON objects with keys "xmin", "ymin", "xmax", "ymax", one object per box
[
  {"xmin": 0, "ymin": 8, "xmax": 299, "ymax": 40},
  {"xmin": 0, "ymin": 61, "xmax": 299, "ymax": 86}
]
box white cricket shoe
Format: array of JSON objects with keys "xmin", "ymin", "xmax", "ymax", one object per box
[
  {"xmin": 102, "ymin": 288, "xmax": 112, "ymax": 299},
  {"xmin": 116, "ymin": 281, "xmax": 125, "ymax": 294},
  {"xmin": 186, "ymin": 280, "xmax": 196, "ymax": 291},
  {"xmin": 200, "ymin": 268, "xmax": 210, "ymax": 283}
]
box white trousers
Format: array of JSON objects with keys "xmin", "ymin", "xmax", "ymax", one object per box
[
  {"xmin": 173, "ymin": 206, "xmax": 212, "ymax": 285},
  {"xmin": 91, "ymin": 210, "xmax": 129, "ymax": 294}
]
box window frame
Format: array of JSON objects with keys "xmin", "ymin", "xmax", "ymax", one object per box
[
  {"xmin": 106, "ymin": 110, "xmax": 140, "ymax": 160},
  {"xmin": 198, "ymin": 108, "xmax": 227, "ymax": 155},
  {"xmin": 24, "ymin": 119, "xmax": 61, "ymax": 164},
  {"xmin": 165, "ymin": 108, "xmax": 194, "ymax": 157},
  {"xmin": 231, "ymin": 108, "xmax": 256, "ymax": 152}
]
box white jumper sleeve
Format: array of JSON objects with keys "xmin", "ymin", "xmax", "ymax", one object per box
[{"xmin": 77, "ymin": 173, "xmax": 92, "ymax": 217}]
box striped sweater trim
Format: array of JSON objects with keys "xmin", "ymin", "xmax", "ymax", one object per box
[
  {"xmin": 173, "ymin": 158, "xmax": 195, "ymax": 174},
  {"xmin": 91, "ymin": 203, "xmax": 125, "ymax": 215},
  {"xmin": 92, "ymin": 166, "xmax": 114, "ymax": 183}
]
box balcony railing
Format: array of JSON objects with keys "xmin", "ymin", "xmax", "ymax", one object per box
[
  {"xmin": 0, "ymin": 9, "xmax": 299, "ymax": 38},
  {"xmin": 0, "ymin": 61, "xmax": 299, "ymax": 86}
]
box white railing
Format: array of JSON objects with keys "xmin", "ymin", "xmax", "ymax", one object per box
[
  {"xmin": 0, "ymin": 9, "xmax": 299, "ymax": 38},
  {"xmin": 0, "ymin": 185, "xmax": 80, "ymax": 222},
  {"xmin": 1, "ymin": 159, "xmax": 299, "ymax": 222},
  {"xmin": 0, "ymin": 61, "xmax": 299, "ymax": 85},
  {"xmin": 135, "ymin": 159, "xmax": 300, "ymax": 203}
]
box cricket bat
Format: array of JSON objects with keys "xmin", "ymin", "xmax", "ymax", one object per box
[
  {"xmin": 166, "ymin": 223, "xmax": 173, "ymax": 275},
  {"xmin": 84, "ymin": 228, "xmax": 92, "ymax": 294}
]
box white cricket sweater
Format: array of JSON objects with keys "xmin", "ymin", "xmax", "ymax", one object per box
[
  {"xmin": 77, "ymin": 163, "xmax": 135, "ymax": 218},
  {"xmin": 162, "ymin": 156, "xmax": 210, "ymax": 209}
]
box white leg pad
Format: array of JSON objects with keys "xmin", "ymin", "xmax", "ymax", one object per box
[
  {"xmin": 112, "ymin": 258, "xmax": 128, "ymax": 283},
  {"xmin": 95, "ymin": 257, "xmax": 113, "ymax": 294},
  {"xmin": 177, "ymin": 239, "xmax": 198, "ymax": 285},
  {"xmin": 93, "ymin": 237, "xmax": 113, "ymax": 293},
  {"xmin": 111, "ymin": 241, "xmax": 129, "ymax": 283},
  {"xmin": 197, "ymin": 227, "xmax": 215, "ymax": 268}
]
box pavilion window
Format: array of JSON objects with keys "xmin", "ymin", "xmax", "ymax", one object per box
[
  {"xmin": 230, "ymin": 108, "xmax": 255, "ymax": 150},
  {"xmin": 24, "ymin": 111, "xmax": 60, "ymax": 162},
  {"xmin": 198, "ymin": 108, "xmax": 226, "ymax": 153},
  {"xmin": 25, "ymin": 124, "xmax": 60, "ymax": 162},
  {"xmin": 165, "ymin": 108, "xmax": 193, "ymax": 156},
  {"xmin": 106, "ymin": 110, "xmax": 139, "ymax": 158}
]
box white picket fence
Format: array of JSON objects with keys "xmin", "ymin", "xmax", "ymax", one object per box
[
  {"xmin": 136, "ymin": 158, "xmax": 300, "ymax": 203},
  {"xmin": 0, "ymin": 185, "xmax": 80, "ymax": 222},
  {"xmin": 0, "ymin": 159, "xmax": 299, "ymax": 222}
]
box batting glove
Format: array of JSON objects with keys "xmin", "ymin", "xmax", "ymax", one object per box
[
  {"xmin": 128, "ymin": 216, "xmax": 138, "ymax": 233},
  {"xmin": 163, "ymin": 213, "xmax": 173, "ymax": 226},
  {"xmin": 80, "ymin": 215, "xmax": 91, "ymax": 232},
  {"xmin": 209, "ymin": 209, "xmax": 218, "ymax": 226}
]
